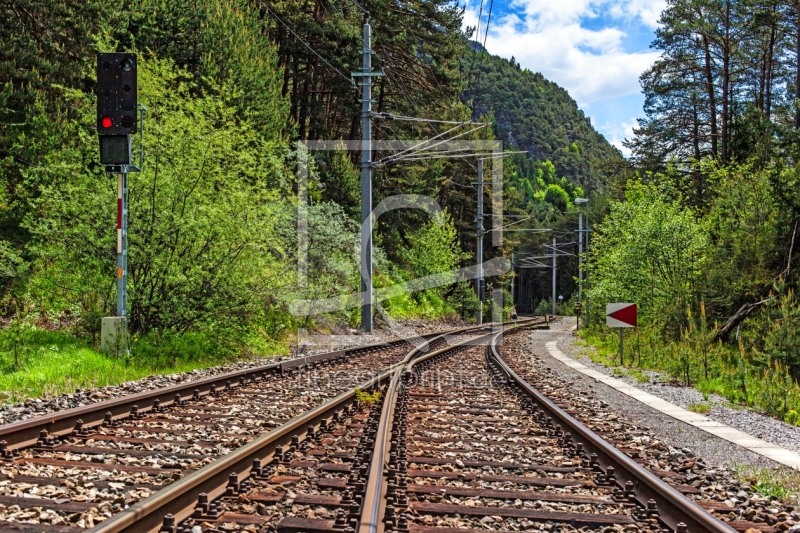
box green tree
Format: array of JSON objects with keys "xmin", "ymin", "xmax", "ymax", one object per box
[
  {"xmin": 23, "ymin": 58, "xmax": 295, "ymax": 345},
  {"xmin": 588, "ymin": 181, "xmax": 709, "ymax": 334},
  {"xmin": 400, "ymin": 210, "xmax": 464, "ymax": 286},
  {"xmin": 543, "ymin": 184, "xmax": 570, "ymax": 211}
]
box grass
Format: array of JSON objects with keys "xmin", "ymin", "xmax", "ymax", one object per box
[
  {"xmin": 626, "ymin": 369, "xmax": 651, "ymax": 383},
  {"xmin": 0, "ymin": 327, "xmax": 254, "ymax": 404},
  {"xmin": 580, "ymin": 338, "xmax": 650, "ymax": 383},
  {"xmin": 578, "ymin": 327, "xmax": 800, "ymax": 426},
  {"xmin": 686, "ymin": 402, "xmax": 712, "ymax": 414},
  {"xmin": 732, "ymin": 464, "xmax": 800, "ymax": 504}
]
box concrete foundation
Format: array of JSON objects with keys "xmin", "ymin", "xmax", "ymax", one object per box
[{"xmin": 100, "ymin": 316, "xmax": 128, "ymax": 357}]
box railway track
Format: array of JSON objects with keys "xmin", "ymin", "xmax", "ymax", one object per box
[
  {"xmin": 0, "ymin": 324, "xmax": 500, "ymax": 532},
  {"xmin": 0, "ymin": 320, "xmax": 777, "ymax": 533},
  {"xmin": 360, "ymin": 324, "xmax": 742, "ymax": 533}
]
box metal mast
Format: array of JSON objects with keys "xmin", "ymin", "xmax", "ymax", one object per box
[
  {"xmin": 475, "ymin": 159, "xmax": 484, "ymax": 325},
  {"xmin": 359, "ymin": 21, "xmax": 374, "ymax": 332},
  {"xmin": 551, "ymin": 236, "xmax": 557, "ymax": 316}
]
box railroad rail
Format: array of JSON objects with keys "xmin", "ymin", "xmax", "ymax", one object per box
[
  {"xmin": 359, "ymin": 322, "xmax": 739, "ymax": 533},
  {"xmin": 86, "ymin": 323, "xmax": 523, "ymax": 533},
  {"xmin": 0, "ymin": 322, "xmax": 504, "ymax": 532},
  {"xmin": 0, "ymin": 319, "xmax": 752, "ymax": 533}
]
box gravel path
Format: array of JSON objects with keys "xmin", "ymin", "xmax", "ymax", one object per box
[
  {"xmin": 0, "ymin": 318, "xmax": 463, "ymax": 426},
  {"xmin": 522, "ymin": 318, "xmax": 791, "ymax": 469},
  {"xmin": 565, "ymin": 330, "xmax": 800, "ymax": 455}
]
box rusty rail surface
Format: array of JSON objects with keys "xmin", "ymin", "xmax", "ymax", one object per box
[
  {"xmin": 0, "ymin": 324, "xmax": 494, "ymax": 451},
  {"xmin": 356, "ymin": 321, "xmax": 737, "ymax": 533},
  {"xmin": 84, "ymin": 322, "xmax": 515, "ymax": 533},
  {"xmin": 486, "ymin": 326, "xmax": 738, "ymax": 533},
  {"xmin": 358, "ymin": 319, "xmax": 544, "ymax": 533}
]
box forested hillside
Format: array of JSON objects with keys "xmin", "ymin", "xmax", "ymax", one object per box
[
  {"xmin": 586, "ymin": 0, "xmax": 800, "ymax": 424},
  {"xmin": 0, "ymin": 0, "xmax": 610, "ymax": 389},
  {"xmin": 464, "ymin": 49, "xmax": 623, "ymax": 193}
]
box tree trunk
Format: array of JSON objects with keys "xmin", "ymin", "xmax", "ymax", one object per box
[
  {"xmin": 712, "ymin": 301, "xmax": 766, "ymax": 342},
  {"xmin": 720, "ymin": 1, "xmax": 731, "ymax": 162},
  {"xmin": 702, "ymin": 34, "xmax": 719, "ymax": 158},
  {"xmin": 796, "ymin": 2, "xmax": 800, "ymax": 128},
  {"xmin": 766, "ymin": 23, "xmax": 777, "ymax": 118}
]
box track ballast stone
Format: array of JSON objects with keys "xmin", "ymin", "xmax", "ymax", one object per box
[
  {"xmin": 0, "ymin": 318, "xmax": 461, "ymax": 426},
  {"xmin": 508, "ymin": 321, "xmax": 799, "ymax": 532}
]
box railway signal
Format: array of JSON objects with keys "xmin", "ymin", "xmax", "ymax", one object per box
[
  {"xmin": 97, "ymin": 53, "xmax": 138, "ymax": 137},
  {"xmin": 96, "ymin": 52, "xmax": 145, "ymax": 357},
  {"xmin": 606, "ymin": 302, "xmax": 637, "ymax": 364}
]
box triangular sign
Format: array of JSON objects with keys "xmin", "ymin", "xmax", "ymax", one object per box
[{"xmin": 608, "ymin": 304, "xmax": 637, "ymax": 327}]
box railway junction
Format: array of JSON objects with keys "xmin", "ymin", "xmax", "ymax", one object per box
[{"xmin": 0, "ymin": 319, "xmax": 797, "ymax": 533}]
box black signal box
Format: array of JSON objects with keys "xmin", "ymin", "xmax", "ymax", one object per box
[{"xmin": 97, "ymin": 53, "xmax": 137, "ymax": 135}]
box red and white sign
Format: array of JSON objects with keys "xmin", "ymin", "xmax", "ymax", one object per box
[{"xmin": 606, "ymin": 303, "xmax": 637, "ymax": 328}]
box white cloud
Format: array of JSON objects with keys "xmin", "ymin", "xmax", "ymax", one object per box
[
  {"xmin": 465, "ymin": 0, "xmax": 662, "ymax": 106},
  {"xmin": 610, "ymin": 0, "xmax": 666, "ymax": 29},
  {"xmin": 595, "ymin": 118, "xmax": 638, "ymax": 157}
]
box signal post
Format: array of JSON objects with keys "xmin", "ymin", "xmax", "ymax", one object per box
[{"xmin": 96, "ymin": 53, "xmax": 142, "ymax": 356}]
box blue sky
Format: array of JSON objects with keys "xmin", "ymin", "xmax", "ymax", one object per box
[{"xmin": 463, "ymin": 0, "xmax": 666, "ymax": 156}]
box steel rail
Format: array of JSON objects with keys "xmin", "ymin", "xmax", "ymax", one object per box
[
  {"xmin": 487, "ymin": 328, "xmax": 738, "ymax": 533},
  {"xmin": 0, "ymin": 324, "xmax": 491, "ymax": 450},
  {"xmin": 87, "ymin": 322, "xmax": 505, "ymax": 533},
  {"xmin": 90, "ymin": 366, "xmax": 390, "ymax": 533},
  {"xmin": 358, "ymin": 318, "xmax": 545, "ymax": 533}
]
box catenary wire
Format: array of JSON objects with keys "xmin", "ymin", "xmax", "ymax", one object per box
[{"xmin": 260, "ymin": 1, "xmax": 355, "ymax": 86}]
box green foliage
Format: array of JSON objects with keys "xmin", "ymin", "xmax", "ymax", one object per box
[
  {"xmin": 448, "ymin": 281, "xmax": 479, "ymax": 323},
  {"xmin": 464, "ymin": 50, "xmax": 622, "ymax": 192},
  {"xmin": 588, "ymin": 181, "xmax": 709, "ymax": 334},
  {"xmin": 686, "ymin": 402, "xmax": 711, "ymax": 414},
  {"xmin": 122, "ymin": 0, "xmax": 288, "ymax": 139},
  {"xmin": 590, "ymin": 0, "xmax": 800, "ymax": 429},
  {"xmin": 580, "ymin": 308, "xmax": 800, "ymax": 425},
  {"xmin": 0, "ymin": 0, "xmax": 620, "ymax": 384},
  {"xmin": 733, "ymin": 464, "xmax": 800, "ymax": 505},
  {"xmin": 400, "ymin": 211, "xmax": 464, "ymax": 283},
  {"xmin": 0, "ymin": 325, "xmax": 240, "ymax": 403},
  {"xmin": 9, "ymin": 57, "xmax": 300, "ymax": 355},
  {"xmin": 535, "ymin": 298, "xmax": 551, "ymax": 315},
  {"xmin": 543, "ymin": 184, "xmax": 570, "ymax": 211},
  {"xmin": 354, "ymin": 388, "xmax": 382, "ymax": 409}
]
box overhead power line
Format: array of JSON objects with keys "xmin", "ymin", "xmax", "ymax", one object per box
[
  {"xmin": 372, "ymin": 112, "xmax": 486, "ymax": 125},
  {"xmin": 259, "ymin": 1, "xmax": 355, "ymax": 86}
]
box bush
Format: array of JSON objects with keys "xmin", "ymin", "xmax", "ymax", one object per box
[{"xmin": 19, "ymin": 57, "xmax": 297, "ymax": 352}]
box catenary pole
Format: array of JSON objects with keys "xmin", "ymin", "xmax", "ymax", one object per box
[
  {"xmin": 577, "ymin": 212, "xmax": 583, "ymax": 328},
  {"xmin": 585, "ymin": 203, "xmax": 590, "ymax": 328},
  {"xmin": 551, "ymin": 236, "xmax": 556, "ymax": 317},
  {"xmin": 360, "ymin": 21, "xmax": 373, "ymax": 332},
  {"xmin": 476, "ymin": 159, "xmax": 484, "ymax": 325},
  {"xmin": 510, "ymin": 251, "xmax": 515, "ymax": 307}
]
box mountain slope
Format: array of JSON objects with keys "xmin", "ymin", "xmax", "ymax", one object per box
[{"xmin": 463, "ymin": 49, "xmax": 623, "ymax": 192}]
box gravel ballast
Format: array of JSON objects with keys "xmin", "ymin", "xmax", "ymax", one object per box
[
  {"xmin": 522, "ymin": 318, "xmax": 799, "ymax": 469},
  {"xmin": 0, "ymin": 318, "xmax": 463, "ymax": 427}
]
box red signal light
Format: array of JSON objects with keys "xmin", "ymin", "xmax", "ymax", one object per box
[{"xmin": 101, "ymin": 116, "xmax": 113, "ymax": 129}]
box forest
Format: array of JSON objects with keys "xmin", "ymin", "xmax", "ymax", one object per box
[
  {"xmin": 588, "ymin": 0, "xmax": 800, "ymax": 424},
  {"xmin": 0, "ymin": 0, "xmax": 617, "ymax": 398}
]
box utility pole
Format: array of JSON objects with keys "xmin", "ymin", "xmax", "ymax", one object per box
[
  {"xmin": 585, "ymin": 207, "xmax": 590, "ymax": 328},
  {"xmin": 116, "ymin": 173, "xmax": 128, "ymax": 317},
  {"xmin": 577, "ymin": 212, "xmax": 583, "ymax": 328},
  {"xmin": 354, "ymin": 21, "xmax": 379, "ymax": 333},
  {"xmin": 475, "ymin": 159, "xmax": 484, "ymax": 325},
  {"xmin": 551, "ymin": 236, "xmax": 557, "ymax": 317},
  {"xmin": 575, "ymin": 197, "xmax": 589, "ymax": 328},
  {"xmin": 577, "ymin": 213, "xmax": 583, "ymax": 301},
  {"xmin": 510, "ymin": 251, "xmax": 514, "ymax": 307}
]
